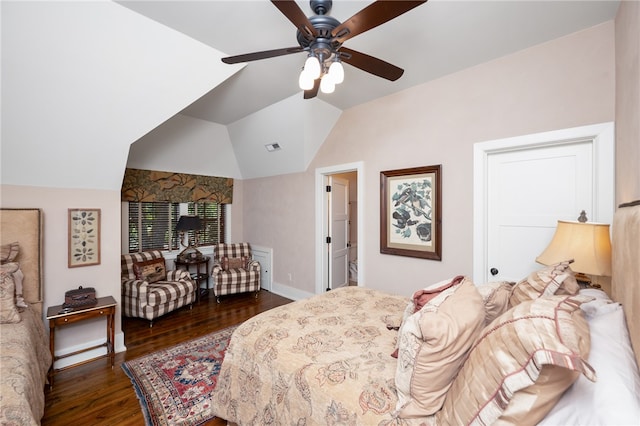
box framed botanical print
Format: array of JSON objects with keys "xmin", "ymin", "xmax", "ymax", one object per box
[
  {"xmin": 380, "ymin": 165, "xmax": 442, "ymax": 260},
  {"xmin": 68, "ymin": 208, "xmax": 101, "ymax": 267}
]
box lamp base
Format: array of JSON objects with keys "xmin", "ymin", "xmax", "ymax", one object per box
[
  {"xmin": 576, "ymin": 272, "xmax": 600, "ymax": 289},
  {"xmin": 177, "ymin": 245, "xmax": 204, "ymax": 262}
]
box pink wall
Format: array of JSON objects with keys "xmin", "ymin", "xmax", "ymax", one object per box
[
  {"xmin": 1, "ymin": 185, "xmax": 125, "ymax": 362},
  {"xmin": 243, "ymin": 22, "xmax": 616, "ymax": 297}
]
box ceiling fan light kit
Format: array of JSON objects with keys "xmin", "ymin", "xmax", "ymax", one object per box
[
  {"xmin": 299, "ymin": 53, "xmax": 343, "ymax": 93},
  {"xmin": 222, "ymin": 0, "xmax": 427, "ymax": 99}
]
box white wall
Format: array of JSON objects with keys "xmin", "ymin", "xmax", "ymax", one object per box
[
  {"xmin": 242, "ymin": 22, "xmax": 616, "ymax": 298},
  {"xmin": 227, "ymin": 94, "xmax": 342, "ymax": 179},
  {"xmin": 127, "ymin": 114, "xmax": 243, "ymax": 179},
  {"xmin": 1, "ymin": 1, "xmax": 241, "ymax": 190}
]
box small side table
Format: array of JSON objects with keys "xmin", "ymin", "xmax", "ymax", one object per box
[
  {"xmin": 46, "ymin": 295, "xmax": 116, "ymax": 387},
  {"xmin": 175, "ymin": 256, "xmax": 210, "ymax": 300}
]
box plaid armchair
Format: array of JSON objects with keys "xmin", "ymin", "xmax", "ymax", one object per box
[
  {"xmin": 121, "ymin": 250, "xmax": 196, "ymax": 326},
  {"xmin": 211, "ymin": 243, "xmax": 260, "ymax": 302}
]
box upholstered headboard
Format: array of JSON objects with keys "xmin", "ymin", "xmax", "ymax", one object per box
[
  {"xmin": 611, "ymin": 200, "xmax": 640, "ymax": 368},
  {"xmin": 0, "ymin": 208, "xmax": 44, "ymax": 315}
]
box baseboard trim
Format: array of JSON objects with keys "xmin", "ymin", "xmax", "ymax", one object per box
[
  {"xmin": 270, "ymin": 282, "xmax": 314, "ymax": 301},
  {"xmin": 52, "ymin": 332, "xmax": 126, "ymax": 370}
]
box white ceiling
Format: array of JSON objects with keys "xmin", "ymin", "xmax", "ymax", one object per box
[{"xmin": 117, "ymin": 0, "xmax": 619, "ymax": 126}]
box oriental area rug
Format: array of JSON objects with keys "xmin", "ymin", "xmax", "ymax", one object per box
[{"xmin": 122, "ymin": 325, "xmax": 238, "ymax": 426}]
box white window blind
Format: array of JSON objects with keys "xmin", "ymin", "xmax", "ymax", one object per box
[
  {"xmin": 188, "ymin": 202, "xmax": 226, "ymax": 246},
  {"xmin": 128, "ymin": 202, "xmax": 180, "ymax": 252}
]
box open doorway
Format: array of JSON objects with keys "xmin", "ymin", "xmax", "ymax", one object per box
[{"xmin": 315, "ymin": 162, "xmax": 364, "ymax": 295}]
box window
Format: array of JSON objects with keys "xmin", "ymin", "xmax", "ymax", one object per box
[
  {"xmin": 128, "ymin": 202, "xmax": 225, "ymax": 253},
  {"xmin": 188, "ymin": 202, "xmax": 225, "ymax": 247},
  {"xmin": 128, "ymin": 202, "xmax": 180, "ymax": 252}
]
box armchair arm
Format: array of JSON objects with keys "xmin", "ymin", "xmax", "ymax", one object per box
[
  {"xmin": 248, "ymin": 260, "xmax": 260, "ymax": 272},
  {"xmin": 121, "ymin": 278, "xmax": 150, "ymax": 306},
  {"xmin": 167, "ymin": 269, "xmax": 191, "ymax": 281},
  {"xmin": 212, "ymin": 263, "xmax": 223, "ymax": 276}
]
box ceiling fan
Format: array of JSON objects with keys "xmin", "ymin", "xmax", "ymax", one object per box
[{"xmin": 221, "ymin": 0, "xmax": 427, "ymax": 99}]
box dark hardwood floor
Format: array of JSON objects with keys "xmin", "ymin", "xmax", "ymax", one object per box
[{"xmin": 42, "ymin": 289, "xmax": 292, "ymax": 426}]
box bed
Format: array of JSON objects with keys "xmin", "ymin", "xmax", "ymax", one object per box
[
  {"xmin": 212, "ymin": 203, "xmax": 640, "ymax": 425},
  {"xmin": 0, "ymin": 208, "xmax": 52, "ymax": 425}
]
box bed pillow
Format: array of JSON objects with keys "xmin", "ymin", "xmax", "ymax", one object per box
[
  {"xmin": 395, "ymin": 277, "xmax": 486, "ymax": 417},
  {"xmin": 222, "ymin": 256, "xmax": 248, "ymax": 271},
  {"xmin": 540, "ymin": 291, "xmax": 640, "ymax": 425},
  {"xmin": 437, "ymin": 294, "xmax": 594, "ymax": 426},
  {"xmin": 0, "ymin": 265, "xmax": 21, "ymax": 323},
  {"xmin": 509, "ymin": 260, "xmax": 579, "ymax": 307},
  {"xmin": 1, "ymin": 241, "xmax": 19, "ymax": 264},
  {"xmin": 133, "ymin": 258, "xmax": 166, "ymax": 283},
  {"xmin": 0, "ymin": 262, "xmax": 20, "ymax": 277},
  {"xmin": 0, "ymin": 261, "xmax": 27, "ymax": 308},
  {"xmin": 11, "ymin": 267, "xmax": 27, "ymax": 308},
  {"xmin": 476, "ymin": 280, "xmax": 513, "ymax": 325}
]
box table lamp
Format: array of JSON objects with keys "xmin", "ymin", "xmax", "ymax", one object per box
[
  {"xmin": 176, "ymin": 215, "xmax": 203, "ymax": 261},
  {"xmin": 535, "ymin": 211, "xmax": 612, "ymax": 287}
]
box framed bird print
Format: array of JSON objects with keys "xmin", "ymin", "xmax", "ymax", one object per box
[{"xmin": 380, "ymin": 165, "xmax": 442, "ymax": 260}]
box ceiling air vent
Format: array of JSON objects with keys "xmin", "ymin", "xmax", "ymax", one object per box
[{"xmin": 265, "ymin": 143, "xmax": 281, "ymax": 152}]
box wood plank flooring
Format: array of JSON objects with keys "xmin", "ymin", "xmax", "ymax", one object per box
[{"xmin": 42, "ymin": 289, "xmax": 292, "ymax": 426}]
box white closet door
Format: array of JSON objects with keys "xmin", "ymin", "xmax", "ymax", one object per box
[
  {"xmin": 473, "ymin": 123, "xmax": 614, "ymax": 284},
  {"xmin": 486, "ymin": 142, "xmax": 593, "ymax": 282}
]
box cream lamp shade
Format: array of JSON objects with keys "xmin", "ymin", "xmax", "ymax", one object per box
[{"xmin": 536, "ymin": 220, "xmax": 612, "ymax": 276}]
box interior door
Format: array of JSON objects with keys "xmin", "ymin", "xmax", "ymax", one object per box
[
  {"xmin": 486, "ymin": 142, "xmax": 594, "ymax": 282},
  {"xmin": 329, "ymin": 176, "xmax": 349, "ymax": 289}
]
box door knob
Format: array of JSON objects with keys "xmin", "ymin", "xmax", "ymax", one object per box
[{"xmin": 490, "ymin": 267, "xmax": 499, "ymax": 276}]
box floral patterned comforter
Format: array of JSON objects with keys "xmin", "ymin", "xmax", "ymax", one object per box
[
  {"xmin": 0, "ymin": 306, "xmax": 52, "ymax": 425},
  {"xmin": 212, "ymin": 286, "xmax": 435, "ymax": 425}
]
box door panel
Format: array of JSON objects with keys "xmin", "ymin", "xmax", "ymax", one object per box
[
  {"xmin": 487, "ymin": 142, "xmax": 593, "ymax": 282},
  {"xmin": 330, "ymin": 177, "xmax": 349, "ymax": 289}
]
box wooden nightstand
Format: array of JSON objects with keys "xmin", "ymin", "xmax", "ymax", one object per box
[{"xmin": 46, "ymin": 295, "xmax": 116, "ymax": 387}]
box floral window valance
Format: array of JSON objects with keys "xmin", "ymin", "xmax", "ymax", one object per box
[{"xmin": 121, "ymin": 168, "xmax": 233, "ymax": 204}]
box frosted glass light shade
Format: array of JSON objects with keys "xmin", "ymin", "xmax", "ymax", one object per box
[
  {"xmin": 298, "ymin": 71, "xmax": 314, "ymax": 90},
  {"xmin": 536, "ymin": 220, "xmax": 612, "ymax": 276},
  {"xmin": 328, "ymin": 61, "xmax": 344, "ymax": 84},
  {"xmin": 304, "ymin": 55, "xmax": 321, "ymax": 79},
  {"xmin": 320, "ymin": 75, "xmax": 335, "ymax": 93}
]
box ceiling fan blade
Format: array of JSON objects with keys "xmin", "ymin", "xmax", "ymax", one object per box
[
  {"xmin": 303, "ymin": 78, "xmax": 320, "ymax": 99},
  {"xmin": 332, "ymin": 1, "xmax": 427, "ymax": 43},
  {"xmin": 222, "ymin": 46, "xmax": 303, "ymax": 64},
  {"xmin": 339, "ymin": 47, "xmax": 404, "ymax": 81},
  {"xmin": 271, "ymin": 0, "xmax": 318, "ymax": 42}
]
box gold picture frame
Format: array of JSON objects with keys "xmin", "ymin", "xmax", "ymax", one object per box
[
  {"xmin": 68, "ymin": 208, "xmax": 101, "ymax": 267},
  {"xmin": 380, "ymin": 165, "xmax": 442, "ymax": 260}
]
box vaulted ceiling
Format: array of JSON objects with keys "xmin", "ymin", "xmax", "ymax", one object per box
[
  {"xmin": 118, "ymin": 1, "xmax": 620, "ymax": 125},
  {"xmin": 2, "ymin": 1, "xmax": 620, "ymax": 189}
]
